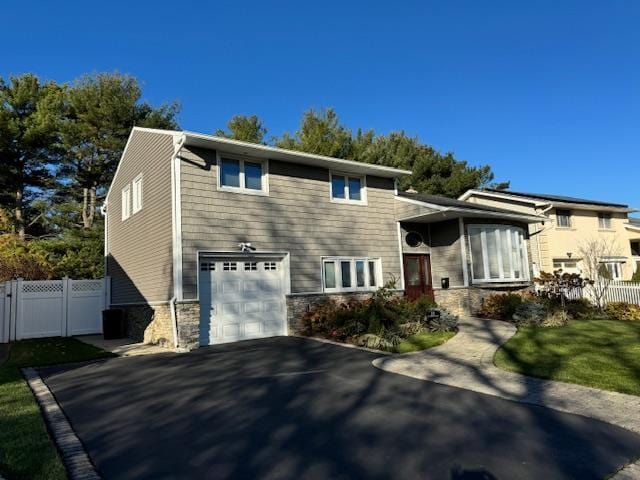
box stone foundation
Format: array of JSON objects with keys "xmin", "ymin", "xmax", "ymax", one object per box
[
  {"xmin": 434, "ymin": 285, "xmax": 533, "ymax": 317},
  {"xmin": 114, "ymin": 303, "xmax": 174, "ymax": 347},
  {"xmin": 286, "ymin": 291, "xmax": 402, "ymax": 334},
  {"xmin": 175, "ymin": 300, "xmax": 200, "ymax": 351}
]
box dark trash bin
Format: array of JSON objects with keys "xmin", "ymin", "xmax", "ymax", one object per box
[{"xmin": 102, "ymin": 309, "xmax": 126, "ymax": 340}]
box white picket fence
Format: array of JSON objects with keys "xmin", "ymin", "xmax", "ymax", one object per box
[
  {"xmin": 601, "ymin": 281, "xmax": 640, "ymax": 305},
  {"xmin": 0, "ymin": 278, "xmax": 110, "ymax": 343}
]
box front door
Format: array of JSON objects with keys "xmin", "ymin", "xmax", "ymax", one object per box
[{"xmin": 403, "ymin": 254, "xmax": 434, "ymax": 301}]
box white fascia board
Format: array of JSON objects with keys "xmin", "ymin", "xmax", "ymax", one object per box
[
  {"xmin": 182, "ymin": 130, "xmax": 412, "ymax": 178},
  {"xmin": 458, "ymin": 189, "xmax": 546, "ymax": 206}
]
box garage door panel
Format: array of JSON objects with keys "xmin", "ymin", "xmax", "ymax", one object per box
[{"xmin": 199, "ymin": 257, "xmax": 287, "ymax": 346}]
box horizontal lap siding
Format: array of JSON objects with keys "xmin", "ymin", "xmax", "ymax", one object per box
[
  {"xmin": 180, "ymin": 147, "xmax": 401, "ymax": 299},
  {"xmin": 430, "ymin": 220, "xmax": 465, "ymax": 287},
  {"xmin": 106, "ymin": 131, "xmax": 174, "ymax": 304}
]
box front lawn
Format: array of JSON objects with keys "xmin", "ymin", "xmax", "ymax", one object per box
[
  {"xmin": 495, "ymin": 320, "xmax": 640, "ymax": 396},
  {"xmin": 0, "ymin": 337, "xmax": 114, "ymax": 480},
  {"xmin": 394, "ymin": 331, "xmax": 456, "ymax": 353}
]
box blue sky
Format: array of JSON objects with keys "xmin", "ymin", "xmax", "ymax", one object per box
[{"xmin": 2, "ymin": 0, "xmax": 639, "ymax": 207}]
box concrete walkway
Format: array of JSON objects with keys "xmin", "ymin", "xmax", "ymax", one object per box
[
  {"xmin": 75, "ymin": 335, "xmax": 173, "ymax": 357},
  {"xmin": 374, "ymin": 317, "xmax": 640, "ymax": 435}
]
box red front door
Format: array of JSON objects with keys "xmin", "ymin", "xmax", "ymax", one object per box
[{"xmin": 403, "ymin": 254, "xmax": 434, "ymax": 301}]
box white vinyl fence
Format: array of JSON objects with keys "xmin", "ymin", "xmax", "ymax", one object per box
[
  {"xmin": 0, "ymin": 277, "xmax": 110, "ymax": 343},
  {"xmin": 601, "ymin": 281, "xmax": 640, "ymax": 305}
]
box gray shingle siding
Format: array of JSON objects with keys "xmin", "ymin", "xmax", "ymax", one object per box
[
  {"xmin": 106, "ymin": 131, "xmax": 175, "ymax": 304},
  {"xmin": 179, "ymin": 146, "xmax": 402, "ymax": 299}
]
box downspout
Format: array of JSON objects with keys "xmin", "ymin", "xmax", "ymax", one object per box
[{"xmin": 170, "ymin": 134, "xmax": 186, "ymax": 349}]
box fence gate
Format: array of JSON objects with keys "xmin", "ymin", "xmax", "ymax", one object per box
[{"xmin": 0, "ymin": 277, "xmax": 110, "ymax": 342}]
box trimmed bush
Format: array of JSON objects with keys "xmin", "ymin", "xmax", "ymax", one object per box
[
  {"xmin": 512, "ymin": 300, "xmax": 548, "ymax": 327},
  {"xmin": 605, "ymin": 302, "xmax": 640, "ymax": 321},
  {"xmin": 479, "ymin": 293, "xmax": 523, "ymax": 320}
]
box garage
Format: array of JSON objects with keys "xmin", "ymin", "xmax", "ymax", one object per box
[{"xmin": 198, "ymin": 255, "xmax": 288, "ymax": 345}]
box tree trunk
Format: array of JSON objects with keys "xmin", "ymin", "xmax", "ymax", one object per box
[
  {"xmin": 15, "ymin": 188, "xmax": 25, "ymax": 240},
  {"xmin": 81, "ymin": 186, "xmax": 96, "ymax": 229}
]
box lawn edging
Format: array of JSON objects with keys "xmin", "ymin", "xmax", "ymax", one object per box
[{"xmin": 22, "ymin": 367, "xmax": 100, "ymax": 480}]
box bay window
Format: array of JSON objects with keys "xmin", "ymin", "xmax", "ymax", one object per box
[
  {"xmin": 323, "ymin": 257, "xmax": 381, "ymax": 292},
  {"xmin": 468, "ymin": 225, "xmax": 529, "ymax": 282}
]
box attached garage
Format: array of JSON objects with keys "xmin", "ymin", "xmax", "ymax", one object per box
[{"xmin": 198, "ymin": 255, "xmax": 289, "ymax": 346}]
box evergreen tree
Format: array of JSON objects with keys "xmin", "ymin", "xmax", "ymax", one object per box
[{"xmin": 215, "ymin": 115, "xmax": 267, "ymax": 143}]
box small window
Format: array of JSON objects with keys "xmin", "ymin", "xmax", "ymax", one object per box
[
  {"xmin": 244, "ymin": 262, "xmax": 257, "ymax": 271},
  {"xmin": 556, "ymin": 209, "xmax": 572, "ymax": 228},
  {"xmin": 132, "ymin": 174, "xmax": 143, "ymax": 214},
  {"xmin": 330, "ymin": 172, "xmax": 366, "ymax": 204},
  {"xmin": 323, "ymin": 257, "xmax": 381, "ymax": 292},
  {"xmin": 200, "ymin": 262, "xmax": 216, "ymax": 271},
  {"xmin": 264, "ymin": 262, "xmax": 277, "ymax": 271},
  {"xmin": 121, "ymin": 185, "xmax": 131, "ymax": 221},
  {"xmin": 219, "ymin": 156, "xmax": 267, "ymax": 194},
  {"xmin": 598, "ymin": 212, "xmax": 612, "ymax": 230},
  {"xmin": 604, "ymin": 262, "xmax": 622, "ymax": 280},
  {"xmin": 223, "ymin": 262, "xmax": 238, "ymax": 271}
]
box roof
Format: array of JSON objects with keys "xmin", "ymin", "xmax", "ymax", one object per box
[
  {"xmin": 479, "ymin": 188, "xmax": 629, "ymax": 208},
  {"xmin": 397, "ymin": 191, "xmax": 547, "ymax": 224},
  {"xmin": 133, "ymin": 127, "xmax": 412, "ymax": 179},
  {"xmin": 629, "ymin": 218, "xmax": 640, "ymax": 226}
]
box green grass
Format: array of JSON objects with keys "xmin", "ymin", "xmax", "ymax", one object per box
[
  {"xmin": 394, "ymin": 331, "xmax": 456, "ymax": 353},
  {"xmin": 495, "ymin": 320, "xmax": 640, "ymax": 396},
  {"xmin": 0, "ymin": 337, "xmax": 114, "ymax": 480}
]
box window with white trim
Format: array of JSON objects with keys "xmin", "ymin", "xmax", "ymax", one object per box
[
  {"xmin": 330, "ymin": 172, "xmax": 366, "ymax": 204},
  {"xmin": 556, "ymin": 209, "xmax": 572, "ymax": 228},
  {"xmin": 598, "ymin": 212, "xmax": 612, "ymax": 230},
  {"xmin": 468, "ymin": 225, "xmax": 529, "ymax": 283},
  {"xmin": 121, "ymin": 185, "xmax": 131, "ymax": 221},
  {"xmin": 132, "ymin": 174, "xmax": 143, "ymax": 214},
  {"xmin": 244, "ymin": 262, "xmax": 257, "ymax": 271},
  {"xmin": 218, "ymin": 156, "xmax": 267, "ymax": 194},
  {"xmin": 603, "ymin": 262, "xmax": 623, "ymax": 281},
  {"xmin": 264, "ymin": 262, "xmax": 277, "ymax": 271},
  {"xmin": 322, "ymin": 257, "xmax": 381, "ymax": 292},
  {"xmin": 223, "ymin": 262, "xmax": 238, "ymax": 271}
]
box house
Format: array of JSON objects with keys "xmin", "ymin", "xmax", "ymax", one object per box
[
  {"xmin": 105, "ymin": 128, "xmax": 543, "ymax": 349},
  {"xmin": 460, "ymin": 189, "xmax": 638, "ymax": 280},
  {"xmin": 626, "ymin": 218, "xmax": 640, "ymax": 275}
]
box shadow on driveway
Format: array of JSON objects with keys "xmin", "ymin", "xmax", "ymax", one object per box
[{"xmin": 40, "ymin": 336, "xmax": 640, "ymax": 480}]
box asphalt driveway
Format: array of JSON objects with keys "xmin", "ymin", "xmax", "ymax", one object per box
[{"xmin": 41, "ymin": 337, "xmax": 640, "ymax": 479}]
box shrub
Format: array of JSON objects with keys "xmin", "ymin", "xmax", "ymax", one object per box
[
  {"xmin": 0, "ymin": 234, "xmax": 53, "ymax": 281},
  {"xmin": 632, "ymin": 267, "xmax": 640, "ymax": 283},
  {"xmin": 542, "ymin": 310, "xmax": 570, "ymax": 327},
  {"xmin": 479, "ymin": 293, "xmax": 523, "ymax": 320},
  {"xmin": 564, "ymin": 299, "xmax": 596, "ymax": 319},
  {"xmin": 427, "ymin": 309, "xmax": 459, "ymax": 332},
  {"xmin": 512, "ymin": 300, "xmax": 548, "ymax": 327},
  {"xmin": 605, "ymin": 302, "xmax": 640, "ymax": 321}
]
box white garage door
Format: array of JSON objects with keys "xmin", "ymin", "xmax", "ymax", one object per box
[{"xmin": 198, "ymin": 257, "xmax": 287, "ymax": 346}]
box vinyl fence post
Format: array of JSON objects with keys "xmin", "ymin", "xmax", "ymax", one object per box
[
  {"xmin": 62, "ymin": 277, "xmax": 70, "ymax": 337},
  {"xmin": 13, "ymin": 279, "xmax": 22, "ymax": 341}
]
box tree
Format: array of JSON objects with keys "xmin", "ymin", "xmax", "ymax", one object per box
[
  {"xmin": 275, "ymin": 108, "xmax": 353, "ymax": 159},
  {"xmin": 0, "ymin": 74, "xmax": 65, "ymax": 238},
  {"xmin": 61, "ymin": 73, "xmax": 179, "ymax": 229},
  {"xmin": 215, "ymin": 115, "xmax": 267, "ymax": 144},
  {"xmin": 578, "ymin": 237, "xmax": 621, "ymax": 309}
]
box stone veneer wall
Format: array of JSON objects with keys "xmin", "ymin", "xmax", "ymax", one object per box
[
  {"xmin": 114, "ymin": 303, "xmax": 174, "ymax": 347},
  {"xmin": 175, "ymin": 300, "xmax": 200, "ymax": 350},
  {"xmin": 286, "ymin": 291, "xmax": 403, "ymax": 334},
  {"xmin": 434, "ymin": 285, "xmax": 532, "ymax": 317}
]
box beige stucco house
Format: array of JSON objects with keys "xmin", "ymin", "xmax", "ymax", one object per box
[{"xmin": 460, "ymin": 189, "xmax": 638, "ymax": 280}]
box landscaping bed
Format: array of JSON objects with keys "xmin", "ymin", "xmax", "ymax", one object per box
[
  {"xmin": 0, "ymin": 337, "xmax": 114, "ymax": 480},
  {"xmin": 302, "ymin": 284, "xmax": 458, "ymax": 353}
]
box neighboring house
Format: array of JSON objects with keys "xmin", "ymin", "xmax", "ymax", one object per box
[
  {"xmin": 626, "ymin": 217, "xmax": 640, "ymax": 275},
  {"xmin": 105, "ymin": 128, "xmax": 542, "ymax": 349},
  {"xmin": 460, "ymin": 189, "xmax": 638, "ymax": 280}
]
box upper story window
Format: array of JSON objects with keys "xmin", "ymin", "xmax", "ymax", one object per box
[
  {"xmin": 218, "ymin": 155, "xmax": 268, "ymax": 195},
  {"xmin": 330, "ymin": 172, "xmax": 366, "ymax": 205},
  {"xmin": 468, "ymin": 225, "xmax": 529, "ymax": 283},
  {"xmin": 556, "ymin": 209, "xmax": 572, "ymax": 228},
  {"xmin": 121, "ymin": 185, "xmax": 131, "ymax": 221},
  {"xmin": 132, "ymin": 174, "xmax": 143, "ymax": 214},
  {"xmin": 322, "ymin": 257, "xmax": 380, "ymax": 292},
  {"xmin": 598, "ymin": 212, "xmax": 612, "ymax": 230},
  {"xmin": 632, "ymin": 241, "xmax": 640, "ymax": 257}
]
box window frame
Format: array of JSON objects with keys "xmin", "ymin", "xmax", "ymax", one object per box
[
  {"xmin": 132, "ymin": 174, "xmax": 143, "ymax": 214},
  {"xmin": 322, "ymin": 256, "xmax": 381, "ymax": 293},
  {"xmin": 121, "ymin": 184, "xmax": 131, "ymax": 221},
  {"xmin": 467, "ymin": 224, "xmax": 530, "ymax": 283},
  {"xmin": 555, "ymin": 209, "xmax": 572, "ymax": 229},
  {"xmin": 598, "ymin": 212, "xmax": 612, "ymax": 230},
  {"xmin": 603, "ymin": 262, "xmax": 623, "ymax": 281},
  {"xmin": 216, "ymin": 152, "xmax": 269, "ymax": 196},
  {"xmin": 329, "ymin": 171, "xmax": 367, "ymax": 205}
]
